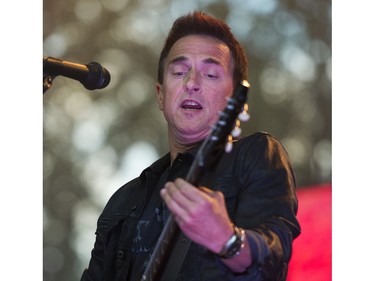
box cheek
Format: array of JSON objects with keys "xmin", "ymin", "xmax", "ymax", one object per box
[
  {"xmin": 213, "ymin": 91, "xmax": 230, "ymax": 111},
  {"xmin": 158, "ymin": 85, "xmax": 177, "ymax": 112},
  {"xmin": 220, "ymin": 85, "xmax": 234, "ymax": 108},
  {"xmin": 163, "ymin": 84, "xmax": 180, "ymax": 107},
  {"xmin": 213, "ymin": 100, "xmax": 228, "ymax": 117},
  {"xmin": 162, "ymin": 93, "xmax": 177, "ymax": 117}
]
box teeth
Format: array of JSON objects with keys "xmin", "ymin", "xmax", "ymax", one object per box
[
  {"xmin": 181, "ymin": 100, "xmax": 202, "ymax": 109},
  {"xmin": 185, "ymin": 101, "xmax": 198, "ymax": 106}
]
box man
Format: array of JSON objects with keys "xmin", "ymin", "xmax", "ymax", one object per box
[{"xmin": 81, "ymin": 11, "xmax": 300, "ymax": 281}]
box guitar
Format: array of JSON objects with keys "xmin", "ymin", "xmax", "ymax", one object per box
[{"xmin": 141, "ymin": 80, "xmax": 251, "ymax": 281}]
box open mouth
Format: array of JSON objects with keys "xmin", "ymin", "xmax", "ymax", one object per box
[{"xmin": 180, "ymin": 99, "xmax": 203, "ymax": 110}]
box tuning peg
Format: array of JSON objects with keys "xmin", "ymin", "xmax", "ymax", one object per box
[
  {"xmin": 238, "ymin": 104, "xmax": 250, "ymax": 122},
  {"xmin": 231, "ymin": 120, "xmax": 242, "ymax": 138},
  {"xmin": 225, "ymin": 135, "xmax": 233, "ymax": 153}
]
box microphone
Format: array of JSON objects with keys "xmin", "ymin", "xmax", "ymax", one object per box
[{"xmin": 43, "ymin": 56, "xmax": 111, "ymax": 90}]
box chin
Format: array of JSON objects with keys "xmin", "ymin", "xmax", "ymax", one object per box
[{"xmin": 179, "ymin": 129, "xmax": 211, "ymax": 144}]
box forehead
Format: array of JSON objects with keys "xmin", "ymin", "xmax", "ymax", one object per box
[{"xmin": 166, "ymin": 35, "xmax": 232, "ymax": 67}]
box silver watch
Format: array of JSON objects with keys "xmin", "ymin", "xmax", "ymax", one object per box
[{"xmin": 217, "ymin": 226, "xmax": 245, "ymax": 259}]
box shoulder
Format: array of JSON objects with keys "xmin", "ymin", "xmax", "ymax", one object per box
[
  {"xmin": 224, "ymin": 131, "xmax": 287, "ymax": 162},
  {"xmin": 235, "ymin": 131, "xmax": 289, "ymax": 158},
  {"xmin": 235, "ymin": 131, "xmax": 283, "ymax": 149},
  {"xmin": 227, "ymin": 131, "xmax": 294, "ymax": 178},
  {"xmin": 99, "ymin": 177, "xmax": 142, "ymax": 220},
  {"xmin": 100, "ymin": 152, "xmax": 170, "ymax": 217},
  {"xmin": 217, "ymin": 131, "xmax": 285, "ymax": 172}
]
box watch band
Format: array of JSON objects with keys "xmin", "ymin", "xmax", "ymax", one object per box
[{"xmin": 217, "ymin": 226, "xmax": 245, "ymax": 259}]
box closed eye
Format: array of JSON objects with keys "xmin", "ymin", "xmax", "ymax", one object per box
[
  {"xmin": 173, "ymin": 71, "xmax": 187, "ymax": 77},
  {"xmin": 204, "ymin": 73, "xmax": 218, "ymax": 79},
  {"xmin": 202, "ymin": 72, "xmax": 219, "ymax": 79}
]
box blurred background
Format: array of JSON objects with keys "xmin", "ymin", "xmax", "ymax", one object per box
[{"xmin": 43, "ymin": 0, "xmax": 331, "ymax": 280}]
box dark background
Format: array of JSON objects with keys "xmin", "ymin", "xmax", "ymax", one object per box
[{"xmin": 43, "ymin": 0, "xmax": 331, "ymax": 280}]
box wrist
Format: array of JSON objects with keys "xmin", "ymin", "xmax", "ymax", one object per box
[{"xmin": 216, "ymin": 225, "xmax": 245, "ymax": 259}]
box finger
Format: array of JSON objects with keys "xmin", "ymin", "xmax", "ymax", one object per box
[
  {"xmin": 165, "ymin": 180, "xmax": 193, "ymax": 204},
  {"xmin": 160, "ymin": 182, "xmax": 190, "ymax": 217},
  {"xmin": 199, "ymin": 186, "xmax": 215, "ymax": 196},
  {"xmin": 174, "ymin": 178, "xmax": 213, "ymax": 202}
]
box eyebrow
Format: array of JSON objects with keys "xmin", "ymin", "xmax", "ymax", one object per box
[{"xmin": 168, "ymin": 56, "xmax": 222, "ymax": 66}]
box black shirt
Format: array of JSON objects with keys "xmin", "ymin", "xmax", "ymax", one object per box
[{"xmin": 128, "ymin": 153, "xmax": 195, "ymax": 281}]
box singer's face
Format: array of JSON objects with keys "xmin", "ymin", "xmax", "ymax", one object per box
[{"xmin": 156, "ymin": 35, "xmax": 234, "ymax": 146}]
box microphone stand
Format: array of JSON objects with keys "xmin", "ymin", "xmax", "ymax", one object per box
[
  {"xmin": 43, "ymin": 56, "xmax": 53, "ymax": 93},
  {"xmin": 43, "ymin": 73, "xmax": 55, "ymax": 93}
]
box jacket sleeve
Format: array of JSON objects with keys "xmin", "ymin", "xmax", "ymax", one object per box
[
  {"xmin": 79, "ymin": 176, "xmax": 149, "ymax": 281},
  {"xmin": 80, "ymin": 231, "xmax": 105, "ymax": 281},
  {"xmin": 79, "ymin": 182, "xmax": 133, "ymax": 281},
  {"xmin": 219, "ymin": 132, "xmax": 301, "ymax": 280}
]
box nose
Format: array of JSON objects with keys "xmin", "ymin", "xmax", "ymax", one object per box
[{"xmin": 184, "ymin": 71, "xmax": 201, "ymax": 94}]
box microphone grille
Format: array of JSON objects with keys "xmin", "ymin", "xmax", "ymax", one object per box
[{"xmin": 85, "ymin": 62, "xmax": 111, "ymax": 90}]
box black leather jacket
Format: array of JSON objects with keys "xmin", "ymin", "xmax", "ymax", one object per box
[{"xmin": 80, "ymin": 132, "xmax": 301, "ymax": 281}]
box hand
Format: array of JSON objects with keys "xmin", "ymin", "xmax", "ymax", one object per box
[{"xmin": 160, "ymin": 178, "xmax": 234, "ymax": 254}]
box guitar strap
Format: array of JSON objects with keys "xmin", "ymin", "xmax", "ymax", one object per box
[{"xmin": 159, "ymin": 232, "xmax": 191, "ymax": 281}]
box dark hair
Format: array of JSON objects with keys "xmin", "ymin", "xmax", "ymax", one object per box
[{"xmin": 157, "ymin": 11, "xmax": 248, "ymax": 85}]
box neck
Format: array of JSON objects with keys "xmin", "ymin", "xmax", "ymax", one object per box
[
  {"xmin": 169, "ymin": 142, "xmax": 199, "ymax": 164},
  {"xmin": 168, "ymin": 135, "xmax": 203, "ymax": 164}
]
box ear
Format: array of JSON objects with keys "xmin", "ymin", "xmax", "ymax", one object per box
[{"xmin": 155, "ymin": 83, "xmax": 164, "ymax": 111}]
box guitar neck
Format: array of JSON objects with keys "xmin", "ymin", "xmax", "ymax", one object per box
[
  {"xmin": 140, "ymin": 215, "xmax": 180, "ymax": 281},
  {"xmin": 140, "ymin": 158, "xmax": 201, "ymax": 281}
]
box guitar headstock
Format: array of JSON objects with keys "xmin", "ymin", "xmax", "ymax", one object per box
[
  {"xmin": 210, "ymin": 79, "xmax": 251, "ymax": 153},
  {"xmin": 187, "ymin": 79, "xmax": 250, "ymax": 184},
  {"xmin": 225, "ymin": 83, "xmax": 251, "ymax": 152}
]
